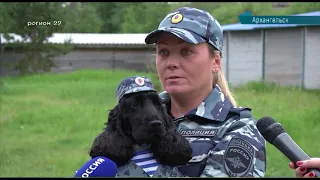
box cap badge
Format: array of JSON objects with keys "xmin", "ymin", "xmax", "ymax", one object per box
[
  {"xmin": 171, "ymin": 13, "xmax": 183, "ymax": 24},
  {"xmin": 135, "ymin": 77, "xmax": 145, "ymax": 86}
]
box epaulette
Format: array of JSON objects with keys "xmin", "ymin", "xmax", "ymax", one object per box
[{"xmin": 229, "ymin": 107, "xmax": 252, "ymax": 119}]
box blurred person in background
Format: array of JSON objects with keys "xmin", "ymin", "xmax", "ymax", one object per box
[{"xmin": 115, "ymin": 7, "xmax": 267, "ymax": 178}]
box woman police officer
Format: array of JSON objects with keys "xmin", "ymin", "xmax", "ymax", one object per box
[{"xmin": 115, "ymin": 7, "xmax": 267, "ymax": 177}]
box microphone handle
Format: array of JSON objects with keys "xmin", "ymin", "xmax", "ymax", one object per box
[{"xmin": 273, "ymin": 133, "xmax": 320, "ymax": 177}]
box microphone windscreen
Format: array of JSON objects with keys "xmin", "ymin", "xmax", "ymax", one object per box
[
  {"xmin": 256, "ymin": 116, "xmax": 285, "ymax": 144},
  {"xmin": 74, "ymin": 156, "xmax": 117, "ymax": 177}
]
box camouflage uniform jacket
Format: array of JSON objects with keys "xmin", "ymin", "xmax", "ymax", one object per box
[{"xmin": 116, "ymin": 85, "xmax": 266, "ymax": 177}]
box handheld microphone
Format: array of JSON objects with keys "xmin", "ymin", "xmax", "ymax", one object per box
[
  {"xmin": 74, "ymin": 156, "xmax": 118, "ymax": 178},
  {"xmin": 256, "ymin": 116, "xmax": 320, "ymax": 177}
]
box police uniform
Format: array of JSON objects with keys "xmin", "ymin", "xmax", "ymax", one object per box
[
  {"xmin": 115, "ymin": 6, "xmax": 267, "ymax": 177},
  {"xmin": 114, "ymin": 77, "xmax": 266, "ymax": 178},
  {"xmin": 160, "ymin": 85, "xmax": 266, "ymax": 177}
]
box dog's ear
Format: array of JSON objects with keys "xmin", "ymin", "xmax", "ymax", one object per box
[
  {"xmin": 161, "ymin": 110, "xmax": 176, "ymax": 133},
  {"xmin": 151, "ymin": 115, "xmax": 193, "ymax": 166},
  {"xmin": 104, "ymin": 105, "xmax": 122, "ymax": 131},
  {"xmin": 89, "ymin": 105, "xmax": 134, "ymax": 166}
]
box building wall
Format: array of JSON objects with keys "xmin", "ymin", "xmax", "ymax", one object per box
[
  {"xmin": 0, "ymin": 47, "xmax": 156, "ymax": 76},
  {"xmin": 304, "ymin": 26, "xmax": 320, "ymax": 90},
  {"xmin": 264, "ymin": 27, "xmax": 304, "ymax": 87},
  {"xmin": 224, "ymin": 26, "xmax": 319, "ymax": 89},
  {"xmin": 0, "ymin": 51, "xmax": 23, "ymax": 76},
  {"xmin": 52, "ymin": 48, "xmax": 156, "ymax": 72},
  {"xmin": 227, "ymin": 30, "xmax": 263, "ymax": 87}
]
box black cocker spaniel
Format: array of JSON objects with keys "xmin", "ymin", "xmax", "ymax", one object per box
[{"xmin": 89, "ymin": 76, "xmax": 192, "ymax": 167}]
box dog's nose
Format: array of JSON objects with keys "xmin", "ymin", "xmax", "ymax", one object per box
[{"xmin": 148, "ymin": 120, "xmax": 163, "ymax": 128}]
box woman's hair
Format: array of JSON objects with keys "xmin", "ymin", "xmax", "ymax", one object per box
[{"xmin": 208, "ymin": 45, "xmax": 237, "ymax": 107}]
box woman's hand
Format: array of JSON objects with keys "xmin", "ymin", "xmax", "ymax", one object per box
[{"xmin": 289, "ymin": 158, "xmax": 320, "ymax": 178}]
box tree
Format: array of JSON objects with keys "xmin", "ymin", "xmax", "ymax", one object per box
[
  {"xmin": 284, "ymin": 2, "xmax": 320, "ymax": 15},
  {"xmin": 95, "ymin": 2, "xmax": 127, "ymax": 33},
  {"xmin": 0, "ymin": 3, "xmax": 12, "ymax": 53},
  {"xmin": 170, "ymin": 2, "xmax": 221, "ymax": 12},
  {"xmin": 120, "ymin": 3, "xmax": 171, "ymax": 33},
  {"xmin": 62, "ymin": 3, "xmax": 103, "ymax": 33},
  {"xmin": 0, "ymin": 3, "xmax": 13, "ymax": 34},
  {"xmin": 2, "ymin": 2, "xmax": 73, "ymax": 75}
]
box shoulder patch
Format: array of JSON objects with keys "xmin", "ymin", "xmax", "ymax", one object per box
[
  {"xmin": 224, "ymin": 137, "xmax": 255, "ymax": 177},
  {"xmin": 179, "ymin": 129, "xmax": 217, "ymax": 137}
]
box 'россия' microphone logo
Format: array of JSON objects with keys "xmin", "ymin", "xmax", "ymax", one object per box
[{"xmin": 81, "ymin": 158, "xmax": 105, "ymax": 177}]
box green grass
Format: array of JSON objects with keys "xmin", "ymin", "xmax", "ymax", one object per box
[{"xmin": 0, "ymin": 69, "xmax": 319, "ymax": 177}]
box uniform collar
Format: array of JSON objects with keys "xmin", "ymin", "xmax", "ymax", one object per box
[{"xmin": 164, "ymin": 85, "xmax": 233, "ymax": 122}]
